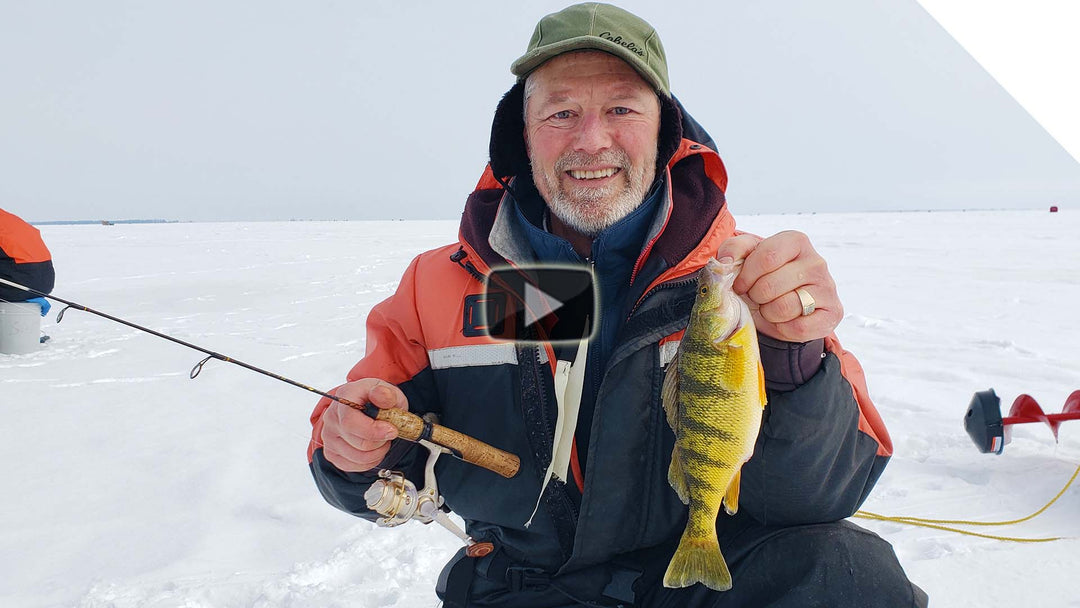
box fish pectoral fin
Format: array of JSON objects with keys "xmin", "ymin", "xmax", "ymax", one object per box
[
  {"xmin": 667, "ymin": 445, "xmax": 691, "ymax": 504},
  {"xmin": 661, "ymin": 352, "xmax": 681, "ymax": 431},
  {"xmin": 757, "ymin": 363, "xmax": 767, "ymax": 409},
  {"xmin": 722, "ymin": 469, "xmax": 742, "ymax": 516}
]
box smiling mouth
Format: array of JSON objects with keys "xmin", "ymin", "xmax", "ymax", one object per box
[{"xmin": 567, "ymin": 167, "xmax": 620, "ymax": 180}]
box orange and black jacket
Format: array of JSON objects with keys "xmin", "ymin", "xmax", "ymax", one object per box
[
  {"xmin": 0, "ymin": 209, "xmax": 54, "ymax": 301},
  {"xmin": 307, "ymin": 89, "xmax": 892, "ymax": 578}
]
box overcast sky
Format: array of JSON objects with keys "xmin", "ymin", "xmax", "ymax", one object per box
[
  {"xmin": 916, "ymin": 0, "xmax": 1080, "ymax": 171},
  {"xmin": 2, "ymin": 0, "xmax": 1078, "ymax": 222}
]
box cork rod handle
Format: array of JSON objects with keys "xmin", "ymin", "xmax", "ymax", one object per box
[
  {"xmin": 336, "ymin": 396, "xmax": 520, "ymax": 479},
  {"xmin": 376, "ymin": 408, "xmax": 521, "ymax": 479}
]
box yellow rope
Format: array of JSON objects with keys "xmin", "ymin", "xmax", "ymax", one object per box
[
  {"xmin": 853, "ymin": 511, "xmax": 1064, "ymax": 543},
  {"xmin": 852, "ymin": 463, "xmax": 1080, "ymax": 543}
]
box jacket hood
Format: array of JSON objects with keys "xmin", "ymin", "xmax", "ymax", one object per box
[{"xmin": 462, "ymin": 85, "xmax": 733, "ymax": 294}]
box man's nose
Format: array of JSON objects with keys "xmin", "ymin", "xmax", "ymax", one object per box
[{"xmin": 572, "ymin": 113, "xmax": 612, "ymax": 155}]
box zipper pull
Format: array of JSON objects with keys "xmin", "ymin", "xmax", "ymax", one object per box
[{"xmin": 449, "ymin": 248, "xmax": 485, "ymax": 282}]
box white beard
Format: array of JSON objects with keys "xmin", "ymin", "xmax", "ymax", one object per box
[{"xmin": 533, "ymin": 148, "xmax": 657, "ymax": 237}]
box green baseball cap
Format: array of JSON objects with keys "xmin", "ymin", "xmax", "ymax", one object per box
[{"xmin": 510, "ymin": 3, "xmax": 670, "ymax": 97}]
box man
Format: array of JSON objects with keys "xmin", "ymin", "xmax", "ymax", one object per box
[{"xmin": 308, "ymin": 4, "xmax": 927, "ymax": 606}]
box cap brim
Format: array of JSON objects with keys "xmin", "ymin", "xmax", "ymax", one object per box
[{"xmin": 510, "ymin": 36, "xmax": 668, "ymax": 96}]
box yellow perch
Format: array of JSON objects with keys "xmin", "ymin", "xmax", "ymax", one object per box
[{"xmin": 662, "ymin": 257, "xmax": 767, "ymax": 591}]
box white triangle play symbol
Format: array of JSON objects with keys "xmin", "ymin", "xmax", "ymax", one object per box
[{"xmin": 524, "ymin": 281, "xmax": 564, "ymax": 328}]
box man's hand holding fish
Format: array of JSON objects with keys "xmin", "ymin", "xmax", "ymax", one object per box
[{"xmin": 716, "ymin": 231, "xmax": 844, "ymax": 343}]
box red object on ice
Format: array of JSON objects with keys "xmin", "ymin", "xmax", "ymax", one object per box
[
  {"xmin": 1002, "ymin": 391, "xmax": 1080, "ymax": 442},
  {"xmin": 1050, "ymin": 205, "xmax": 1059, "ymax": 212},
  {"xmin": 1063, "ymin": 390, "xmax": 1080, "ymax": 415}
]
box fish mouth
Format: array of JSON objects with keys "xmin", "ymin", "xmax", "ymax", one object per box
[{"xmin": 704, "ymin": 257, "xmax": 741, "ymax": 283}]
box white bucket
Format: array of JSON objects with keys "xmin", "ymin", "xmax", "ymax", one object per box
[{"xmin": 0, "ymin": 301, "xmax": 41, "ymax": 355}]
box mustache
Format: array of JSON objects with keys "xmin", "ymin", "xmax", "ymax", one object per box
[{"xmin": 553, "ymin": 149, "xmax": 631, "ymax": 173}]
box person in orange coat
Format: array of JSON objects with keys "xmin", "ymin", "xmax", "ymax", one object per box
[
  {"xmin": 0, "ymin": 208, "xmax": 55, "ymax": 308},
  {"xmin": 308, "ymin": 4, "xmax": 927, "ymax": 607}
]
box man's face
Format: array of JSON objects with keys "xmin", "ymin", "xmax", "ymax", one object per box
[{"xmin": 524, "ymin": 51, "xmax": 661, "ymax": 237}]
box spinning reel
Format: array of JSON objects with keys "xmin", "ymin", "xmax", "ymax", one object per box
[{"xmin": 364, "ymin": 415, "xmax": 493, "ymax": 557}]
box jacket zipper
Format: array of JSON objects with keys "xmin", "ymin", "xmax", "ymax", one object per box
[
  {"xmin": 627, "ymin": 274, "xmax": 698, "ymax": 320},
  {"xmin": 457, "ymin": 246, "xmax": 581, "ymax": 549},
  {"xmin": 534, "ymin": 344, "xmax": 581, "ymax": 515},
  {"xmin": 527, "ymin": 331, "xmax": 579, "ymax": 559}
]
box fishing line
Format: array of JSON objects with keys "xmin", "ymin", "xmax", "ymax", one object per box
[
  {"xmin": 854, "ymin": 462, "xmax": 1080, "ymax": 543},
  {"xmin": 0, "ymin": 276, "xmax": 521, "ymax": 478},
  {"xmin": 0, "ymin": 276, "xmax": 369, "ymax": 396},
  {"xmin": 2, "ymin": 288, "xmax": 321, "ymax": 447}
]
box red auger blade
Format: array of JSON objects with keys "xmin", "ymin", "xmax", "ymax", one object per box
[
  {"xmin": 1001, "ymin": 391, "xmax": 1080, "ymax": 443},
  {"xmin": 1006, "ymin": 394, "xmax": 1060, "ymax": 441},
  {"xmin": 1063, "ymin": 390, "xmax": 1080, "ymax": 415},
  {"xmin": 966, "ymin": 389, "xmax": 1080, "ymax": 453}
]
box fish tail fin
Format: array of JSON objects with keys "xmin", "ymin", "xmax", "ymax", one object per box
[
  {"xmin": 722, "ymin": 469, "xmax": 741, "ymax": 516},
  {"xmin": 663, "ymin": 531, "xmax": 732, "ymax": 591}
]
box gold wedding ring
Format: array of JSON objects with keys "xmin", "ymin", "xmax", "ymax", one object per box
[{"xmin": 795, "ymin": 288, "xmax": 816, "ymax": 316}]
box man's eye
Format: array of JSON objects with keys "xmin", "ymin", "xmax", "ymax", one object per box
[
  {"xmin": 612, "ymin": 107, "xmax": 632, "ymax": 115},
  {"xmin": 552, "ymin": 110, "xmax": 573, "ymax": 119}
]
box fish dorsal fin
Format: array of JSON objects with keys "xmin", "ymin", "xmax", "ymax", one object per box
[{"xmin": 661, "ymin": 349, "xmax": 681, "ymax": 431}]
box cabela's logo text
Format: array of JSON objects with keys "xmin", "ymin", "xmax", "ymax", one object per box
[{"xmin": 598, "ymin": 32, "xmax": 645, "ymax": 57}]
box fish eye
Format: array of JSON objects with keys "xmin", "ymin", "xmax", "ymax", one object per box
[{"xmin": 699, "ymin": 286, "xmax": 708, "ymax": 295}]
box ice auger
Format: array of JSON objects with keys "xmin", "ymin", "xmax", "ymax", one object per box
[{"xmin": 965, "ymin": 388, "xmax": 1080, "ymax": 454}]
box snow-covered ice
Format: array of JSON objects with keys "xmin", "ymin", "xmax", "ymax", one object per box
[{"xmin": 2, "ymin": 210, "xmax": 1079, "ymax": 607}]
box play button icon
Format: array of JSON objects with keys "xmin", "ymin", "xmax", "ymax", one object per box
[
  {"xmin": 481, "ymin": 264, "xmax": 595, "ymax": 344},
  {"xmin": 524, "ymin": 281, "xmax": 565, "ymax": 329}
]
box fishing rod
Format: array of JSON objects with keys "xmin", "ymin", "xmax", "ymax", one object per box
[{"xmin": 0, "ymin": 276, "xmax": 520, "ymax": 479}]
